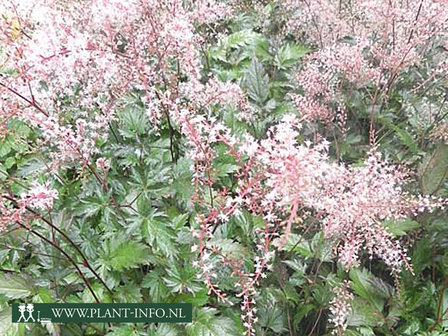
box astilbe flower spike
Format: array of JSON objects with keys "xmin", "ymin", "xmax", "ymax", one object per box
[
  {"xmin": 0, "ymin": 182, "xmax": 58, "ymax": 230},
  {"xmin": 329, "ymin": 280, "xmax": 353, "ymax": 335},
  {"xmin": 282, "ymin": 0, "xmax": 447, "ymax": 133},
  {"xmin": 184, "ymin": 114, "xmax": 446, "ymax": 335},
  {"xmin": 1, "ymin": 1, "xmax": 447, "ymax": 336}
]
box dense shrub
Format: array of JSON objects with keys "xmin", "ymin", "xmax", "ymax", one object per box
[{"xmin": 0, "ymin": 1, "xmax": 447, "ymax": 335}]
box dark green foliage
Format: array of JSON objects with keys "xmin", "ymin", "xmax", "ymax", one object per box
[{"xmin": 0, "ymin": 2, "xmax": 446, "ymax": 336}]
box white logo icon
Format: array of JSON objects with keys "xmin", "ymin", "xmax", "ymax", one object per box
[
  {"xmin": 17, "ymin": 303, "xmax": 36, "ymax": 322},
  {"xmin": 26, "ymin": 304, "xmax": 36, "ymax": 322},
  {"xmin": 17, "ymin": 304, "xmax": 27, "ymax": 322}
]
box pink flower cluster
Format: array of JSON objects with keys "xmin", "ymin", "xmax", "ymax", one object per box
[
  {"xmin": 283, "ymin": 0, "xmax": 447, "ymax": 126},
  {"xmin": 21, "ymin": 182, "xmax": 58, "ymax": 211},
  {"xmin": 1, "ymin": 1, "xmax": 446, "ymax": 335},
  {"xmin": 329, "ymin": 280, "xmax": 353, "ymax": 334},
  {"xmin": 0, "ymin": 0, "xmax": 238, "ymax": 167},
  {"xmin": 0, "ymin": 182, "xmax": 58, "ymax": 230},
  {"xmin": 185, "ymin": 114, "xmax": 446, "ymax": 335},
  {"xmin": 430, "ymin": 124, "xmax": 448, "ymax": 144}
]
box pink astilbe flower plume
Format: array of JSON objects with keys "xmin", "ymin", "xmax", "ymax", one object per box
[
  {"xmin": 283, "ymin": 0, "xmax": 447, "ymax": 131},
  {"xmin": 186, "ymin": 115, "xmax": 446, "ymax": 335},
  {"xmin": 0, "ymin": 1, "xmax": 446, "ymax": 336},
  {"xmin": 329, "ymin": 280, "xmax": 353, "ymax": 335},
  {"xmin": 0, "ymin": 0, "xmax": 240, "ymax": 167},
  {"xmin": 0, "ymin": 182, "xmax": 58, "ymax": 231}
]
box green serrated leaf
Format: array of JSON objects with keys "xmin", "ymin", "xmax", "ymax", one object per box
[
  {"xmin": 102, "ymin": 239, "xmax": 148, "ymax": 271},
  {"xmin": 258, "ymin": 291, "xmax": 286, "ymax": 333},
  {"xmin": 0, "ymin": 137, "xmax": 12, "ymax": 157},
  {"xmin": 214, "ymin": 163, "xmax": 239, "ymax": 178},
  {"xmin": 391, "ymin": 125, "xmax": 418, "ymax": 153},
  {"xmin": 0, "ymin": 308, "xmax": 19, "ymax": 336},
  {"xmin": 106, "ymin": 325, "xmax": 135, "ymax": 336},
  {"xmin": 420, "ymin": 144, "xmax": 448, "ymax": 194},
  {"xmin": 186, "ymin": 307, "xmax": 237, "ymax": 336},
  {"xmin": 282, "ymin": 233, "xmax": 313, "ymax": 258},
  {"xmin": 383, "ymin": 219, "xmax": 420, "ymax": 236},
  {"xmin": 118, "ymin": 103, "xmax": 149, "ymax": 137},
  {"xmin": 0, "ymin": 274, "xmax": 32, "ymax": 299},
  {"xmin": 412, "ymin": 237, "xmax": 431, "ymax": 274},
  {"xmin": 115, "ymin": 283, "xmax": 142, "ymax": 303},
  {"xmin": 209, "ymin": 238, "xmax": 249, "ymax": 259},
  {"xmin": 275, "ymin": 43, "xmax": 308, "ymax": 69},
  {"xmin": 177, "ymin": 288, "xmax": 208, "ymax": 306},
  {"xmin": 141, "ymin": 217, "xmax": 177, "ymax": 258},
  {"xmin": 244, "ymin": 58, "xmax": 269, "ymax": 105},
  {"xmin": 348, "ymin": 297, "xmax": 384, "ymax": 327},
  {"xmin": 163, "ymin": 264, "xmax": 202, "ymax": 295},
  {"xmin": 349, "ymin": 268, "xmax": 385, "ymax": 312},
  {"xmin": 142, "ymin": 271, "xmax": 170, "ymax": 302}
]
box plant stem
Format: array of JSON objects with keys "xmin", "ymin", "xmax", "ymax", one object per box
[
  {"xmin": 3, "ymin": 195, "xmax": 113, "ymax": 297},
  {"xmin": 14, "ymin": 221, "xmax": 100, "ymax": 303}
]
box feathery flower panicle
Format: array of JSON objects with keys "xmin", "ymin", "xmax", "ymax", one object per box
[
  {"xmin": 0, "ymin": 182, "xmax": 58, "ymax": 231},
  {"xmin": 187, "ymin": 115, "xmax": 446, "ymax": 335},
  {"xmin": 282, "ymin": 0, "xmax": 447, "ymax": 124},
  {"xmin": 329, "ymin": 280, "xmax": 353, "ymax": 334},
  {"xmin": 1, "ymin": 1, "xmax": 446, "ymax": 336},
  {"xmin": 20, "ymin": 182, "xmax": 59, "ymax": 211},
  {"xmin": 0, "ymin": 0, "xmax": 242, "ymax": 168}
]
